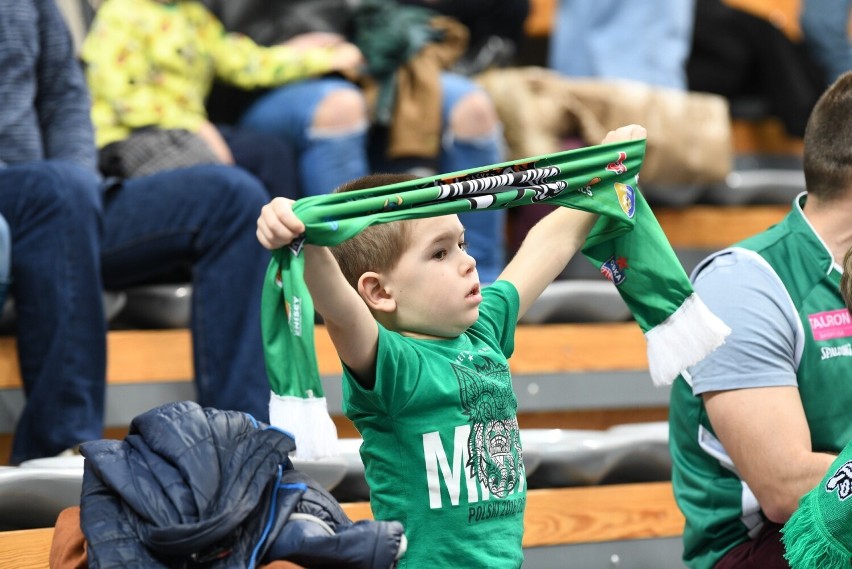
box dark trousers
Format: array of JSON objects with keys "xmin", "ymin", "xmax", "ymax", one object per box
[{"xmin": 715, "ymin": 521, "xmax": 790, "ymax": 569}]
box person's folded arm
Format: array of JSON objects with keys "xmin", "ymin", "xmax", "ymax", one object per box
[
  {"xmin": 688, "ymin": 249, "xmax": 837, "ymax": 523},
  {"xmin": 704, "ymin": 385, "xmax": 836, "ymax": 523}
]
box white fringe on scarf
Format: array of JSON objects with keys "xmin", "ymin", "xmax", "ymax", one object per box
[
  {"xmin": 269, "ymin": 392, "xmax": 339, "ymax": 460},
  {"xmin": 645, "ymin": 292, "xmax": 732, "ymax": 386}
]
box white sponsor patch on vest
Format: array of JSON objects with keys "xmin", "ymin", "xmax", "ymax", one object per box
[
  {"xmin": 821, "ymin": 343, "xmax": 852, "ymax": 360},
  {"xmin": 808, "ymin": 308, "xmax": 852, "ymax": 341}
]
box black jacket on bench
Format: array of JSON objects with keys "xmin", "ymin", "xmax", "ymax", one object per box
[{"xmin": 79, "ymin": 400, "xmax": 405, "ymax": 568}]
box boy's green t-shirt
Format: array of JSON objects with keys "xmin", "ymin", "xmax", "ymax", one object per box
[{"xmin": 342, "ymin": 280, "xmax": 527, "ymax": 569}]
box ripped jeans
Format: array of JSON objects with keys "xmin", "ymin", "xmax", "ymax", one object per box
[{"xmin": 238, "ymin": 73, "xmax": 506, "ymax": 283}]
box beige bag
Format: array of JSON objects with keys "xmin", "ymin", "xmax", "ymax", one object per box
[{"xmin": 476, "ymin": 66, "xmax": 732, "ymax": 186}]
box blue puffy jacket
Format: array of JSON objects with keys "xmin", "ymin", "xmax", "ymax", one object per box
[{"xmin": 79, "ymin": 401, "xmax": 406, "ymax": 568}]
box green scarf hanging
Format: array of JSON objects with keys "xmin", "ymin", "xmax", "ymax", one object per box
[
  {"xmin": 261, "ymin": 138, "xmax": 731, "ymax": 459},
  {"xmin": 782, "ymin": 439, "xmax": 852, "ymax": 569}
]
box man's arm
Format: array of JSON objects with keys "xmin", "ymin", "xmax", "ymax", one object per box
[
  {"xmin": 498, "ymin": 124, "xmax": 646, "ymax": 319},
  {"xmin": 704, "ymin": 386, "xmax": 836, "ymax": 522},
  {"xmin": 34, "ymin": 0, "xmax": 97, "ymax": 170},
  {"xmin": 685, "ymin": 250, "xmax": 836, "ymax": 523},
  {"xmin": 257, "ymin": 198, "xmax": 378, "ymax": 380}
]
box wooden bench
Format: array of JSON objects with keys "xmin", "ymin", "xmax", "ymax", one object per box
[{"xmin": 0, "ymin": 482, "xmax": 684, "ymax": 569}]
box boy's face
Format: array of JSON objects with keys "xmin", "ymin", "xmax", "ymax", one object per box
[{"xmin": 382, "ymin": 215, "xmax": 482, "ymax": 339}]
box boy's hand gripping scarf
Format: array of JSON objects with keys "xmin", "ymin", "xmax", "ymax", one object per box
[{"xmin": 261, "ymin": 138, "xmax": 731, "ymax": 459}]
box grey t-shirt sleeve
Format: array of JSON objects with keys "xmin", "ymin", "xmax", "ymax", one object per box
[{"xmin": 685, "ymin": 248, "xmax": 801, "ymax": 395}]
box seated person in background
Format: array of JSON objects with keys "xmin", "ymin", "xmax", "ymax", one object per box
[
  {"xmin": 203, "ymin": 0, "xmax": 509, "ymax": 283},
  {"xmin": 397, "ymin": 0, "xmax": 530, "ymax": 75},
  {"xmin": 256, "ymin": 125, "xmax": 646, "ymax": 567},
  {"xmin": 81, "ymin": 0, "xmax": 363, "ymax": 197},
  {"xmin": 548, "ymin": 0, "xmax": 696, "ymax": 91},
  {"xmin": 668, "ymin": 72, "xmax": 852, "ymax": 568},
  {"xmin": 687, "ymin": 0, "xmax": 825, "ymax": 139},
  {"xmin": 1, "ymin": 0, "xmax": 274, "ymax": 464},
  {"xmin": 800, "ymin": 0, "xmax": 852, "ymax": 86}
]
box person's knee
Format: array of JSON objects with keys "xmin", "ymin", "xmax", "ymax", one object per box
[
  {"xmin": 448, "ymin": 90, "xmax": 499, "ymax": 139},
  {"xmin": 205, "ymin": 164, "xmax": 266, "ymax": 198},
  {"xmin": 193, "ymin": 165, "xmax": 268, "ymax": 221},
  {"xmin": 312, "ymin": 88, "xmax": 368, "ymax": 134}
]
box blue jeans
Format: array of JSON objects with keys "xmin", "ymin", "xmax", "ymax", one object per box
[
  {"xmin": 218, "ymin": 125, "xmax": 301, "ymax": 200},
  {"xmin": 239, "ymin": 73, "xmax": 506, "ymax": 282},
  {"xmin": 548, "ymin": 0, "xmax": 695, "ymax": 91},
  {"xmin": 0, "ymin": 161, "xmax": 106, "ymax": 464},
  {"xmin": 101, "ymin": 165, "xmax": 272, "ymax": 424},
  {"xmin": 238, "ymin": 77, "xmax": 370, "ymax": 198}
]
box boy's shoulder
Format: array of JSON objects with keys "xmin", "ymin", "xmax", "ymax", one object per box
[{"xmin": 480, "ymin": 280, "xmax": 519, "ymax": 314}]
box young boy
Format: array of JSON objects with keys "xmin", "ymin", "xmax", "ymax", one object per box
[{"xmin": 256, "ymin": 124, "xmax": 647, "ymax": 568}]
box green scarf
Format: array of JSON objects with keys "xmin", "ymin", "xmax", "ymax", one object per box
[
  {"xmin": 261, "ymin": 138, "xmax": 731, "ymax": 459},
  {"xmin": 782, "ymin": 440, "xmax": 852, "ymax": 569}
]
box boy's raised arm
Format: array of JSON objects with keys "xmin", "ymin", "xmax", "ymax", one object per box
[
  {"xmin": 257, "ymin": 198, "xmax": 379, "ymax": 380},
  {"xmin": 498, "ymin": 124, "xmax": 647, "ymax": 320}
]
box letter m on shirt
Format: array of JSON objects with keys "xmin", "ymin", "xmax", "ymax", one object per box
[{"xmin": 423, "ymin": 425, "xmax": 479, "ymax": 509}]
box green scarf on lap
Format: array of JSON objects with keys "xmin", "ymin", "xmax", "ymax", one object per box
[{"xmin": 261, "ymin": 138, "xmax": 731, "ymax": 459}]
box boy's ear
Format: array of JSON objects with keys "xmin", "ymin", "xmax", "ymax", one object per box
[{"xmin": 358, "ymin": 272, "xmax": 396, "ymax": 313}]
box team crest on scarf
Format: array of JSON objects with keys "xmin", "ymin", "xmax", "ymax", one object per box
[
  {"xmin": 606, "ymin": 151, "xmax": 628, "ymax": 174},
  {"xmin": 825, "ymin": 460, "xmax": 852, "ymax": 501},
  {"xmin": 600, "ymin": 256, "xmax": 628, "ymax": 286},
  {"xmin": 382, "ymin": 195, "xmax": 405, "ymax": 210},
  {"xmin": 614, "ymin": 183, "xmax": 636, "ymax": 218}
]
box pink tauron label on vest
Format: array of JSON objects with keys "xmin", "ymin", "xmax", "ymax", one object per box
[{"xmin": 808, "ymin": 308, "xmax": 852, "ymax": 341}]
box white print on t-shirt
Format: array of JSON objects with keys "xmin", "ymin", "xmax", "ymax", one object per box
[
  {"xmin": 423, "ymin": 424, "xmax": 526, "ymax": 510},
  {"xmin": 422, "ymin": 355, "xmax": 525, "ymax": 511}
]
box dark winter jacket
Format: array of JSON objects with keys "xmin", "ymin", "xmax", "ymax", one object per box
[{"xmin": 79, "ymin": 401, "xmax": 405, "ymax": 568}]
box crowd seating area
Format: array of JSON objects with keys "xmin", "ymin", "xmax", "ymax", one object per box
[{"xmin": 0, "ymin": 0, "xmax": 816, "ymax": 567}]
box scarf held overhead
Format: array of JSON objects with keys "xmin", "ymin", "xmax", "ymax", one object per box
[{"xmin": 261, "ymin": 138, "xmax": 731, "ymax": 459}]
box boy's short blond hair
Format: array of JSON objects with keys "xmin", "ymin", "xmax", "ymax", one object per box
[{"xmin": 330, "ymin": 173, "xmax": 419, "ymax": 290}]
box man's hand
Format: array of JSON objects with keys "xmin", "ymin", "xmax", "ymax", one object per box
[
  {"xmin": 196, "ymin": 120, "xmax": 234, "ymax": 165},
  {"xmin": 328, "ymin": 42, "xmax": 365, "ymax": 74},
  {"xmin": 282, "ymin": 33, "xmax": 365, "ymax": 74},
  {"xmin": 256, "ymin": 197, "xmax": 306, "ymax": 250},
  {"xmin": 283, "ymin": 32, "xmax": 347, "ymax": 49}
]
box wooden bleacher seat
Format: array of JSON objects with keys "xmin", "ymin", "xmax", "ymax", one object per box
[{"xmin": 0, "ymin": 482, "xmax": 685, "ymax": 569}]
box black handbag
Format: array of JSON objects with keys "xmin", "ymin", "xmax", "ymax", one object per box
[{"xmin": 98, "ymin": 127, "xmax": 220, "ymax": 179}]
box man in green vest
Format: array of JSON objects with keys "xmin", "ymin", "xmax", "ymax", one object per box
[{"xmin": 669, "ymin": 71, "xmax": 852, "ymax": 568}]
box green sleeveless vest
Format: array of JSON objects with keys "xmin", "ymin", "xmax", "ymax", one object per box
[{"xmin": 669, "ymin": 196, "xmax": 852, "ymax": 569}]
